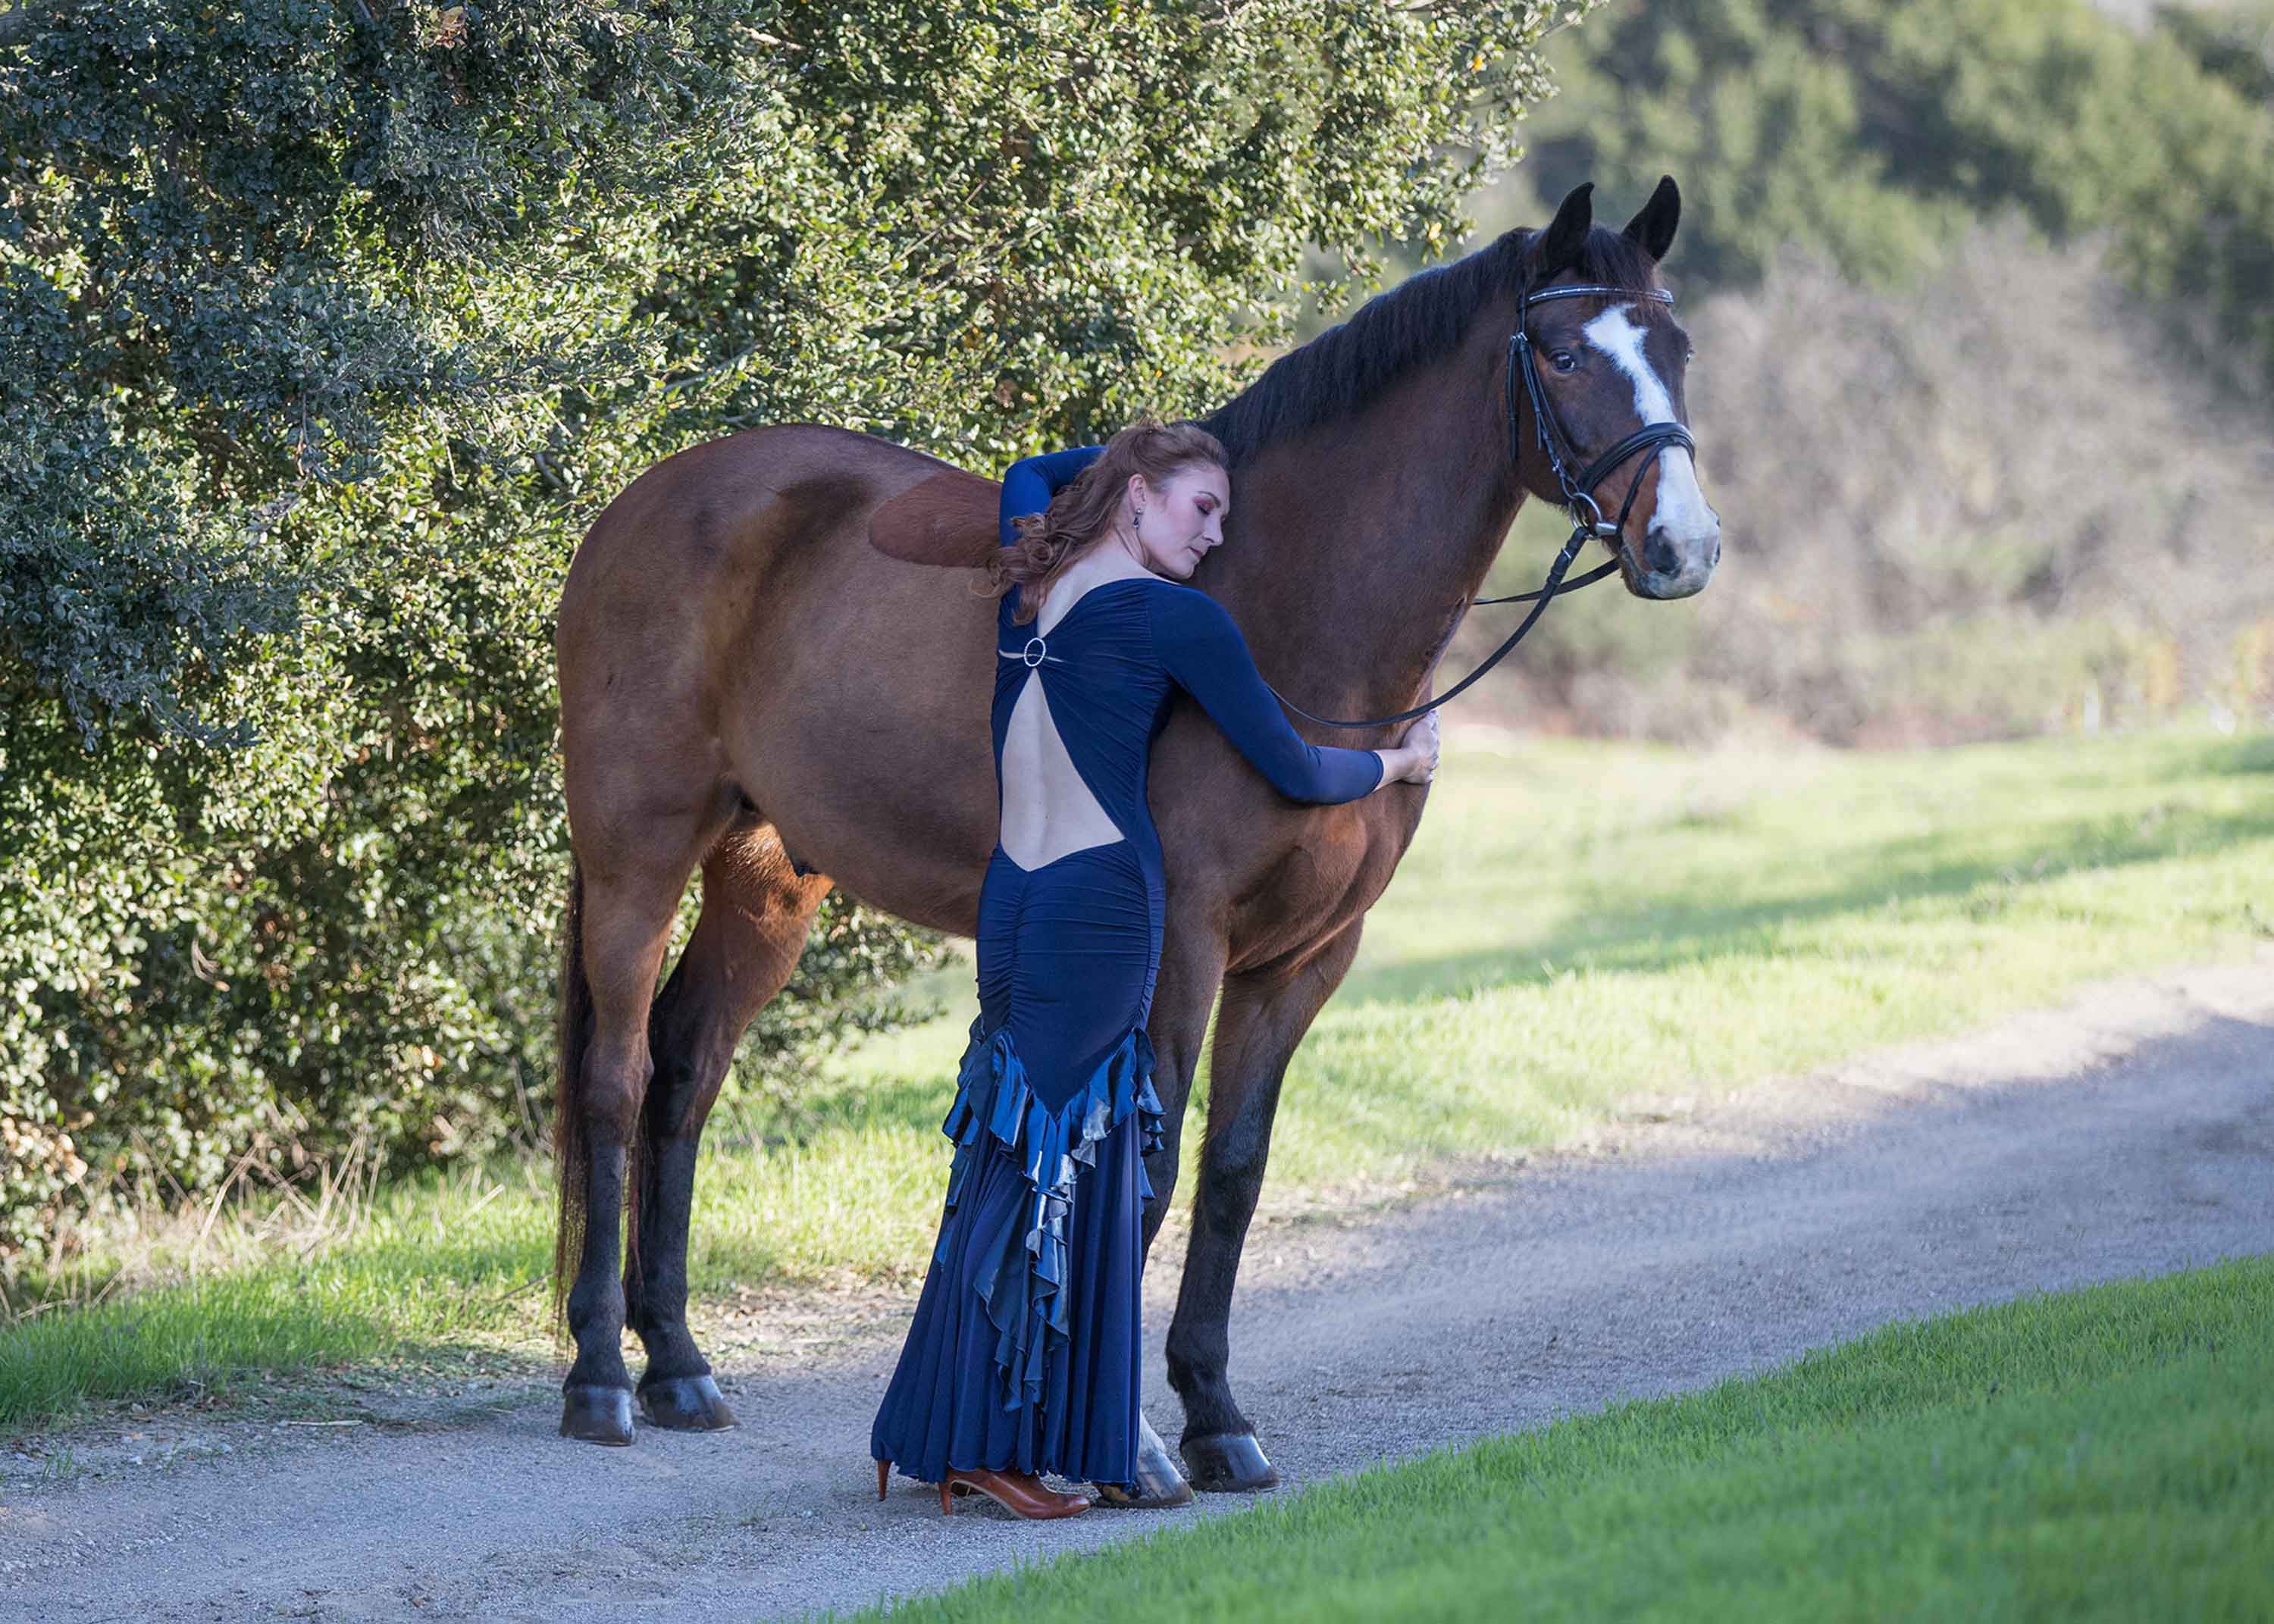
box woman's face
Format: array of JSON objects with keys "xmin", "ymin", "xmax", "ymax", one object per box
[{"xmin": 1127, "ymin": 463, "xmax": 1230, "ymax": 579}]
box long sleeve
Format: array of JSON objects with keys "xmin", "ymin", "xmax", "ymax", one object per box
[
  {"xmin": 998, "ymin": 445, "xmax": 1106, "ymax": 548},
  {"xmin": 1148, "ymin": 586, "xmax": 1384, "ymax": 805}
]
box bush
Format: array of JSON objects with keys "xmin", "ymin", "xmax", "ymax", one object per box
[{"xmin": 0, "ymin": 0, "xmax": 1583, "ymax": 1259}]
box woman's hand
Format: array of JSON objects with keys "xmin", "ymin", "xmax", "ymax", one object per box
[{"xmin": 1379, "ymin": 711, "xmax": 1439, "ymax": 787}]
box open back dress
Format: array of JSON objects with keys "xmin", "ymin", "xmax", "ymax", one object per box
[{"xmin": 869, "ymin": 445, "xmax": 1383, "ymax": 1491}]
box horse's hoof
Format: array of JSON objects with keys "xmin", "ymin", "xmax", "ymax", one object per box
[
  {"xmin": 637, "ymin": 1372, "xmax": 738, "ymax": 1432},
  {"xmin": 1181, "ymin": 1431, "xmax": 1279, "ymax": 1493},
  {"xmin": 560, "ymin": 1383, "xmax": 636, "ymax": 1446},
  {"xmin": 1094, "ymin": 1413, "xmax": 1195, "ymax": 1508}
]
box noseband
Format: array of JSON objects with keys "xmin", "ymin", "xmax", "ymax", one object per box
[{"xmin": 1262, "ymin": 280, "xmax": 1699, "ymax": 732}]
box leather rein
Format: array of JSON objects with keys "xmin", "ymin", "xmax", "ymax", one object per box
[{"xmin": 1263, "ymin": 280, "xmax": 1697, "ymax": 733}]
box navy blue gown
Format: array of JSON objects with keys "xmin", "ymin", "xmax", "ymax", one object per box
[{"xmin": 869, "ymin": 446, "xmax": 1384, "ymax": 1491}]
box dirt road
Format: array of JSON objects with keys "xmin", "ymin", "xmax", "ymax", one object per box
[{"xmin": 3, "ymin": 953, "xmax": 2269, "ymax": 1622}]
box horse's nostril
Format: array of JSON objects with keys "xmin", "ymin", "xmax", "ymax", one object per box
[
  {"xmin": 1711, "ymin": 538, "xmax": 1722, "ymax": 568},
  {"xmin": 1642, "ymin": 533, "xmax": 1680, "ymax": 576}
]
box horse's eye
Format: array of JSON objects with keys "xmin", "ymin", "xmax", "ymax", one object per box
[{"xmin": 1550, "ymin": 350, "xmax": 1578, "ymax": 374}]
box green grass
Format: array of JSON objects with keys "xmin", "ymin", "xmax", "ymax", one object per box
[
  {"xmin": 854, "ymin": 1257, "xmax": 2274, "ymax": 1622},
  {"xmin": 0, "ymin": 1156, "xmax": 556, "ymax": 1421},
  {"xmin": 5, "ymin": 726, "xmax": 2270, "ymax": 1432}
]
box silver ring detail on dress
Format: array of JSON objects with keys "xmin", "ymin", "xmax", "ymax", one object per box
[{"xmin": 1021, "ymin": 636, "xmax": 1048, "ymax": 668}]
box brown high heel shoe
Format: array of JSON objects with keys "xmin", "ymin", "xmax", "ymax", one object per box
[{"xmin": 937, "ymin": 1466, "xmax": 1089, "ymax": 1520}]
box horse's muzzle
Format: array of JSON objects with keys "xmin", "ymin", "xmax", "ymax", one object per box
[{"xmin": 1629, "ymin": 524, "xmax": 1720, "ymax": 599}]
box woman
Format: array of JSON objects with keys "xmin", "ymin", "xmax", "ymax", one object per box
[{"xmin": 870, "ymin": 418, "xmax": 1439, "ymax": 1519}]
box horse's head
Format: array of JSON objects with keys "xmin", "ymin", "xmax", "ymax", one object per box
[{"xmin": 1510, "ymin": 178, "xmax": 1720, "ymax": 601}]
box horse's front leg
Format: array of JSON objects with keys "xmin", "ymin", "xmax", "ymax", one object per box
[
  {"xmin": 1167, "ymin": 918, "xmax": 1365, "ymax": 1492},
  {"xmin": 1088, "ymin": 921, "xmax": 1229, "ymax": 1509},
  {"xmin": 1140, "ymin": 915, "xmax": 1229, "ymax": 1260},
  {"xmin": 627, "ymin": 835, "xmax": 831, "ymax": 1430}
]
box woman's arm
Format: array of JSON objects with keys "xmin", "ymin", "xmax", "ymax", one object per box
[
  {"xmin": 1148, "ymin": 585, "xmax": 1393, "ymax": 805},
  {"xmin": 998, "ymin": 445, "xmax": 1106, "ymax": 548}
]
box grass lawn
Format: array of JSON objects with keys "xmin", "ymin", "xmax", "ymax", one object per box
[
  {"xmin": 4, "ymin": 726, "xmax": 2270, "ymax": 1432},
  {"xmin": 851, "ymin": 1256, "xmax": 2274, "ymax": 1623}
]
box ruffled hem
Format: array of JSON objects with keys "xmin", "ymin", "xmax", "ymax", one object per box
[{"xmin": 935, "ymin": 1014, "xmax": 1164, "ymax": 1413}]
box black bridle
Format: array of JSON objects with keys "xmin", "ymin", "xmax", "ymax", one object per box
[{"xmin": 1262, "ymin": 280, "xmax": 1698, "ymax": 732}]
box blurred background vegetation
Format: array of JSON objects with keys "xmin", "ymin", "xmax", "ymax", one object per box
[
  {"xmin": 2, "ymin": 0, "xmax": 2269, "ymax": 1266},
  {"xmin": 1375, "ymin": 0, "xmax": 2274, "ymax": 746}
]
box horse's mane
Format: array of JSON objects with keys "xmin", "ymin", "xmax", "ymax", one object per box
[{"xmin": 1198, "ymin": 225, "xmax": 1662, "ymax": 463}]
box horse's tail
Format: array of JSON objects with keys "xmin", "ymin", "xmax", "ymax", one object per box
[{"xmin": 551, "ymin": 853, "xmax": 592, "ymax": 1338}]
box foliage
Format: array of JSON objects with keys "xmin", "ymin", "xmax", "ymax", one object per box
[
  {"xmin": 2154, "ymin": 1, "xmax": 2274, "ymax": 105},
  {"xmin": 1518, "ymin": 0, "xmax": 2274, "ymax": 396},
  {"xmin": 0, "ymin": 0, "xmax": 1583, "ymax": 1257}
]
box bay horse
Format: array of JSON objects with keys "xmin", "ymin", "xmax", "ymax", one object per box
[{"xmin": 550, "ymin": 178, "xmax": 1719, "ymax": 1497}]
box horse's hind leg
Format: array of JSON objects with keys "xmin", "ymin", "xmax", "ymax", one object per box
[
  {"xmin": 557, "ymin": 828, "xmax": 709, "ymax": 1446},
  {"xmin": 1168, "ymin": 918, "xmax": 1367, "ymax": 1493},
  {"xmin": 628, "ymin": 826, "xmax": 832, "ymax": 1430}
]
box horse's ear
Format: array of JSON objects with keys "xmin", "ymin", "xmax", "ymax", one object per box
[
  {"xmin": 1534, "ymin": 181, "xmax": 1594, "ymax": 279},
  {"xmin": 1622, "ymin": 174, "xmax": 1680, "ymax": 263},
  {"xmin": 868, "ymin": 468, "xmax": 1002, "ymax": 569}
]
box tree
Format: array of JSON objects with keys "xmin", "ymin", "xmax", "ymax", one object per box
[
  {"xmin": 0, "ymin": 0, "xmax": 1586, "ymax": 1256},
  {"xmin": 1516, "ymin": 0, "xmax": 2274, "ymax": 395}
]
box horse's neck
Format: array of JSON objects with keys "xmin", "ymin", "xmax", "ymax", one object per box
[{"xmin": 1213, "ymin": 366, "xmax": 1521, "ymax": 734}]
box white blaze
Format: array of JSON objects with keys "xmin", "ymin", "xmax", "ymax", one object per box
[{"xmin": 1580, "ymin": 304, "xmax": 1716, "ymax": 549}]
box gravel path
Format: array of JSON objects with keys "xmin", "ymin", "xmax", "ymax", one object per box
[{"xmin": 3, "ymin": 952, "xmax": 2269, "ymax": 1622}]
